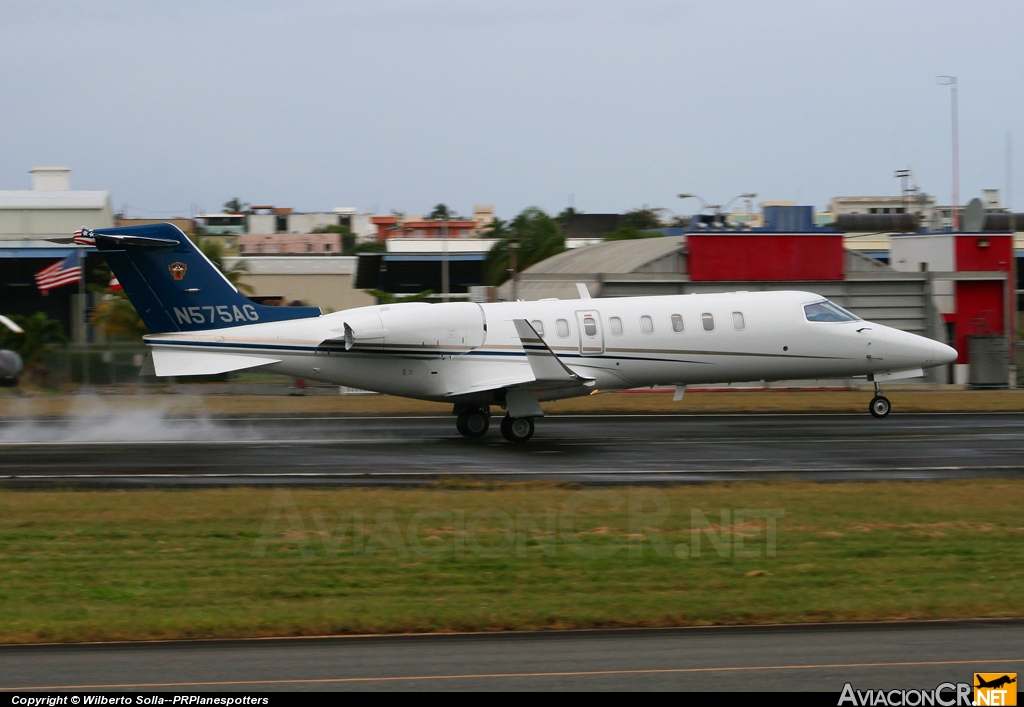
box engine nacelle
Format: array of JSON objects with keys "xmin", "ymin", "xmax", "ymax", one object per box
[{"xmin": 340, "ymin": 302, "xmax": 486, "ymax": 352}]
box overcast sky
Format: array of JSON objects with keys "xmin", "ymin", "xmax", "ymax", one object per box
[{"xmin": 2, "ymin": 0, "xmax": 1022, "ymax": 219}]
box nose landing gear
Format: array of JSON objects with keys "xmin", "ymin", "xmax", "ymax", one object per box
[{"xmin": 869, "ymin": 380, "xmax": 891, "ymax": 418}]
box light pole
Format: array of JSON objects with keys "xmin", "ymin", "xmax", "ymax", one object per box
[
  {"xmin": 440, "ymin": 217, "xmax": 450, "ymax": 303},
  {"xmin": 678, "ymin": 192, "xmax": 757, "ymax": 228},
  {"xmin": 677, "ymin": 193, "xmax": 718, "ymax": 229},
  {"xmin": 721, "ymin": 192, "xmax": 758, "ymax": 220},
  {"xmin": 937, "ymin": 76, "xmax": 959, "ymax": 230}
]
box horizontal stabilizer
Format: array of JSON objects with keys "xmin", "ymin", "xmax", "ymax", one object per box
[
  {"xmin": 512, "ymin": 319, "xmax": 595, "ymax": 387},
  {"xmin": 151, "ymin": 349, "xmax": 281, "ymax": 377},
  {"xmin": 92, "ymin": 232, "xmax": 180, "ymax": 247}
]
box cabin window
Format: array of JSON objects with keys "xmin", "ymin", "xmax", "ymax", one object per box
[
  {"xmin": 803, "ymin": 300, "xmax": 861, "ymax": 323},
  {"xmin": 531, "ymin": 320, "xmax": 545, "ymax": 337},
  {"xmin": 556, "ymin": 319, "xmax": 570, "ymax": 338},
  {"xmin": 583, "ymin": 316, "xmax": 597, "ymax": 336},
  {"xmin": 671, "ymin": 314, "xmax": 684, "ymax": 332},
  {"xmin": 701, "ymin": 313, "xmax": 715, "ymax": 332},
  {"xmin": 732, "ymin": 312, "xmax": 745, "ymax": 330},
  {"xmin": 640, "ymin": 315, "xmax": 654, "ymax": 334},
  {"xmin": 609, "ymin": 317, "xmax": 623, "ymax": 336}
]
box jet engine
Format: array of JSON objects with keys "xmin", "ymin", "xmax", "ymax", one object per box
[{"xmin": 332, "ymin": 302, "xmax": 487, "ymax": 352}]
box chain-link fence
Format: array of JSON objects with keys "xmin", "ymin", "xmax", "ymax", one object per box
[{"xmin": 23, "ymin": 344, "xmax": 361, "ymax": 394}]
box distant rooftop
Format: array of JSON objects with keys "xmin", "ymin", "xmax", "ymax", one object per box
[{"xmin": 0, "ymin": 191, "xmax": 110, "ymax": 209}]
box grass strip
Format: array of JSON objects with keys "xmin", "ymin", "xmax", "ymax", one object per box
[{"xmin": 1, "ymin": 481, "xmax": 1022, "ymax": 643}]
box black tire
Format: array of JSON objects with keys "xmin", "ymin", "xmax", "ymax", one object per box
[
  {"xmin": 869, "ymin": 395, "xmax": 891, "ymax": 418},
  {"xmin": 463, "ymin": 410, "xmax": 489, "ymax": 438},
  {"xmin": 457, "ymin": 409, "xmax": 490, "ymax": 437},
  {"xmin": 501, "ymin": 415, "xmax": 534, "ymax": 443}
]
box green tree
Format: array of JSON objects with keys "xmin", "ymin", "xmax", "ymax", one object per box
[
  {"xmin": 0, "ymin": 313, "xmax": 66, "ymax": 366},
  {"xmin": 91, "ymin": 293, "xmax": 150, "ymax": 340},
  {"xmin": 312, "ymin": 225, "xmax": 356, "ymax": 254},
  {"xmin": 197, "ymin": 236, "xmax": 253, "ymax": 294},
  {"xmin": 223, "ymin": 198, "xmax": 250, "ymax": 214},
  {"xmin": 604, "ymin": 225, "xmax": 662, "ymax": 241},
  {"xmin": 484, "ymin": 207, "xmax": 565, "ymax": 286},
  {"xmin": 620, "ymin": 207, "xmax": 663, "ymax": 230},
  {"xmin": 429, "ymin": 204, "xmax": 458, "ymax": 220},
  {"xmin": 555, "ymin": 206, "xmax": 581, "ymax": 228},
  {"xmin": 481, "ymin": 217, "xmax": 510, "ymax": 239},
  {"xmin": 354, "ymin": 242, "xmax": 386, "ymax": 253},
  {"xmin": 87, "ymin": 261, "xmax": 147, "ymax": 340}
]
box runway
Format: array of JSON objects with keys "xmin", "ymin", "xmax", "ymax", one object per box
[
  {"xmin": 1, "ymin": 413, "xmax": 1023, "ymax": 485},
  {"xmin": 1, "ymin": 621, "xmax": 1021, "ymax": 691}
]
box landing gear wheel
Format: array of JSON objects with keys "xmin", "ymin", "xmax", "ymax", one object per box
[
  {"xmin": 869, "ymin": 395, "xmax": 891, "ymax": 418},
  {"xmin": 457, "ymin": 409, "xmax": 490, "ymax": 438},
  {"xmin": 500, "ymin": 415, "xmax": 534, "ymax": 443}
]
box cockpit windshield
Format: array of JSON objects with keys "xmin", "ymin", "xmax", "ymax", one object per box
[{"xmin": 803, "ymin": 300, "xmax": 861, "ymax": 323}]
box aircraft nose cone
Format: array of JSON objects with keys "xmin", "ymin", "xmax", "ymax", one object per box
[{"xmin": 934, "ymin": 341, "xmax": 958, "ymax": 365}]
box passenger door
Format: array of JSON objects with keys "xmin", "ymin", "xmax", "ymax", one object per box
[{"xmin": 575, "ymin": 310, "xmax": 604, "ymax": 356}]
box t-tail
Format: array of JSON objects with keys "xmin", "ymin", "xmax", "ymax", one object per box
[{"xmin": 79, "ymin": 223, "xmax": 321, "ymax": 333}]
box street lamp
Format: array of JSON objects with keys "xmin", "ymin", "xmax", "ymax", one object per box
[
  {"xmin": 722, "ymin": 192, "xmax": 758, "ymax": 218},
  {"xmin": 677, "ymin": 193, "xmax": 718, "ymax": 229},
  {"xmin": 937, "ymin": 76, "xmax": 959, "ymax": 231},
  {"xmin": 678, "ymin": 192, "xmax": 757, "ymax": 229}
]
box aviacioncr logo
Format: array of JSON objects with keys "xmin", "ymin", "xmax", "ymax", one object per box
[{"xmin": 168, "ymin": 262, "xmax": 187, "ymax": 281}]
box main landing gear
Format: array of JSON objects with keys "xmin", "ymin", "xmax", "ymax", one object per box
[
  {"xmin": 453, "ymin": 406, "xmax": 535, "ymax": 442},
  {"xmin": 869, "ymin": 380, "xmax": 891, "ymax": 419},
  {"xmin": 456, "ymin": 407, "xmax": 490, "ymax": 438},
  {"xmin": 500, "ymin": 415, "xmax": 535, "ymax": 443}
]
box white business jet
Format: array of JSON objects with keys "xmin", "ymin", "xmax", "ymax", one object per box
[{"xmin": 81, "ymin": 224, "xmax": 957, "ymax": 442}]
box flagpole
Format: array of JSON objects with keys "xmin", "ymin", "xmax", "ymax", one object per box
[{"xmin": 78, "ymin": 243, "xmax": 88, "ymax": 387}]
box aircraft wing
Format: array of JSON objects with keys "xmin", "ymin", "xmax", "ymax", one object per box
[
  {"xmin": 444, "ymin": 320, "xmax": 594, "ymax": 399},
  {"xmin": 512, "ymin": 319, "xmax": 595, "ymax": 388},
  {"xmin": 445, "ymin": 375, "xmax": 537, "ymax": 398}
]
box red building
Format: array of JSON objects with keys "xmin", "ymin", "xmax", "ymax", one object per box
[
  {"xmin": 891, "ymin": 232, "xmax": 1015, "ymax": 383},
  {"xmin": 371, "ymin": 216, "xmax": 479, "ymax": 244}
]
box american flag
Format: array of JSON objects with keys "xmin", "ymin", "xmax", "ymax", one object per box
[
  {"xmin": 35, "ymin": 252, "xmax": 82, "ymax": 294},
  {"xmin": 73, "ymin": 228, "xmax": 96, "ymax": 246}
]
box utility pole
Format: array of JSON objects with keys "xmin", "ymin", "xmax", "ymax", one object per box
[
  {"xmin": 441, "ymin": 218, "xmax": 449, "ymax": 303},
  {"xmin": 937, "ymin": 77, "xmax": 960, "ymax": 230},
  {"xmin": 507, "ymin": 241, "xmax": 519, "ymax": 301},
  {"xmin": 894, "ymin": 169, "xmax": 917, "ymax": 231}
]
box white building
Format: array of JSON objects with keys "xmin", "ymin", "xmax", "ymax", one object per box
[
  {"xmin": 246, "ymin": 206, "xmax": 377, "ymax": 242},
  {"xmin": 0, "ymin": 167, "xmax": 113, "ymax": 241},
  {"xmin": 224, "ymin": 256, "xmax": 375, "ymax": 312}
]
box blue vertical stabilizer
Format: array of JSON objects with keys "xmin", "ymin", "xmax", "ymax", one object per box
[{"xmin": 89, "ymin": 223, "xmax": 321, "ymax": 333}]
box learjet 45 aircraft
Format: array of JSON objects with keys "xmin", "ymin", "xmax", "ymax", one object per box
[{"xmin": 81, "ymin": 224, "xmax": 956, "ymax": 442}]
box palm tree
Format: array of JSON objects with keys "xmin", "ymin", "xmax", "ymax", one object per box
[
  {"xmin": 91, "ymin": 294, "xmax": 149, "ymax": 340},
  {"xmin": 197, "ymin": 236, "xmax": 253, "ymax": 294},
  {"xmin": 0, "ymin": 313, "xmax": 66, "ymax": 365}
]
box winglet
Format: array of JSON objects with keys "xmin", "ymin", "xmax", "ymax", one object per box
[{"xmin": 512, "ymin": 319, "xmax": 595, "ymax": 387}]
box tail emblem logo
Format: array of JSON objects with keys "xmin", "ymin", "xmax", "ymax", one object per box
[{"xmin": 169, "ymin": 262, "xmax": 187, "ymax": 281}]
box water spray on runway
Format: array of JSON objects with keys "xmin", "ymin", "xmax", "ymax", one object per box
[{"xmin": 0, "ymin": 395, "xmax": 261, "ymax": 444}]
